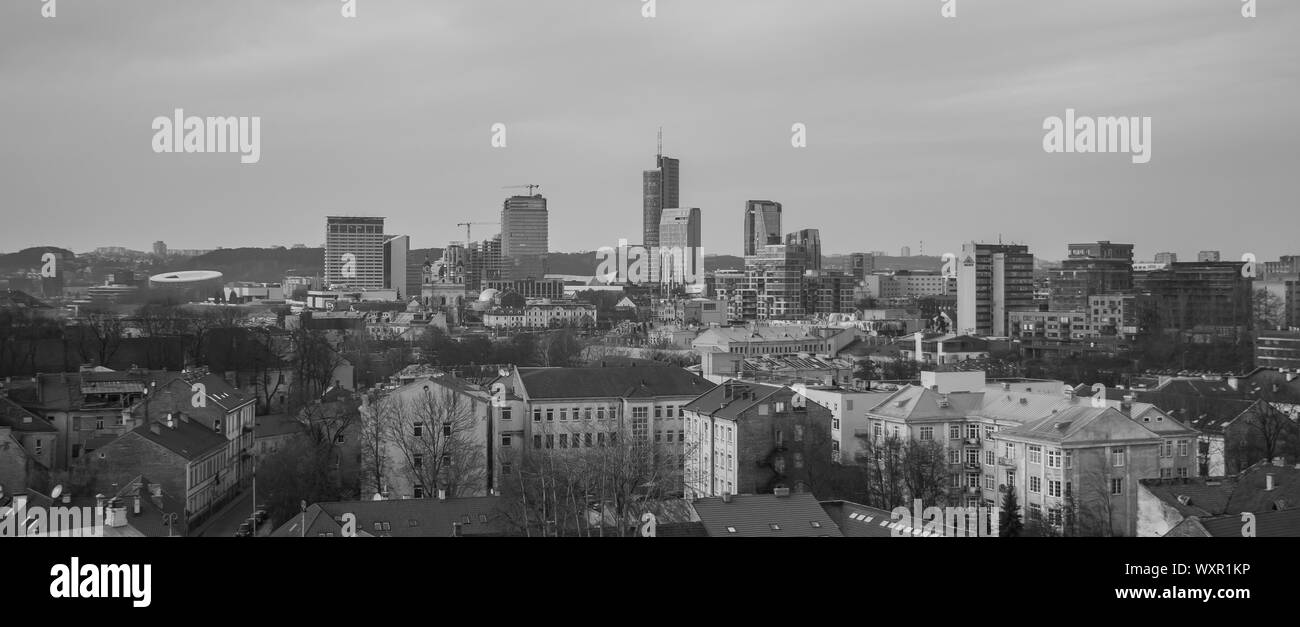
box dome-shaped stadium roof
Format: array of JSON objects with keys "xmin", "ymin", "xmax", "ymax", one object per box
[{"xmin": 150, "ymin": 270, "xmax": 224, "ymax": 284}]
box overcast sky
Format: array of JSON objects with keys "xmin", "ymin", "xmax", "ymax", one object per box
[{"xmin": 1, "ymin": 0, "xmax": 1296, "ymax": 261}]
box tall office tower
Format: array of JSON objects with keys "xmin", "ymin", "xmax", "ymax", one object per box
[
  {"xmin": 743, "ymin": 200, "xmax": 783, "ymax": 256},
  {"xmin": 1154, "ymin": 252, "xmax": 1178, "ymax": 265},
  {"xmin": 745, "ymin": 244, "xmax": 808, "ymax": 320},
  {"xmin": 785, "ymin": 229, "xmax": 822, "ymax": 271},
  {"xmin": 1134, "ymin": 261, "xmax": 1253, "ymax": 337},
  {"xmin": 152, "ymin": 241, "xmax": 167, "ymax": 258},
  {"xmin": 500, "ymin": 194, "xmax": 549, "ymax": 281},
  {"xmin": 642, "ymin": 144, "xmax": 680, "ymax": 248},
  {"xmin": 848, "ymin": 252, "xmax": 875, "ymax": 279},
  {"xmin": 383, "ymin": 235, "xmax": 410, "ymax": 298},
  {"xmin": 1048, "ymin": 241, "xmax": 1134, "ymax": 311},
  {"xmin": 1198, "ymin": 251, "xmax": 1222, "ymax": 262},
  {"xmin": 465, "ymin": 235, "xmax": 503, "ymax": 292},
  {"xmin": 656, "ymin": 208, "xmax": 703, "ymax": 287},
  {"xmin": 956, "ymin": 242, "xmax": 1035, "ymax": 336},
  {"xmin": 325, "ymin": 216, "xmax": 387, "ymax": 289}
]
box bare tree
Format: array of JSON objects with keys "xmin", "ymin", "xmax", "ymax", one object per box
[
  {"xmin": 74, "ymin": 308, "xmax": 125, "ymax": 366},
  {"xmin": 901, "ymin": 439, "xmax": 950, "ymax": 506},
  {"xmin": 379, "ymin": 385, "xmax": 487, "ymax": 498}
]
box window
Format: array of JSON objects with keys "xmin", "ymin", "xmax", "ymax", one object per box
[
  {"xmin": 965, "ymin": 449, "xmax": 978, "ymax": 464},
  {"xmin": 335, "ymin": 433, "xmax": 345, "ymax": 444},
  {"xmin": 1028, "ymin": 503, "xmax": 1042, "ymax": 521},
  {"xmin": 546, "ymin": 409, "xmax": 554, "ymax": 422},
  {"xmin": 985, "ymin": 450, "xmax": 995, "ymax": 466},
  {"xmin": 413, "ymin": 454, "xmax": 424, "ymax": 468},
  {"xmin": 1048, "ymin": 480, "xmax": 1061, "ymax": 498},
  {"xmin": 794, "ymin": 425, "xmax": 804, "ymax": 441},
  {"xmin": 1110, "ymin": 478, "xmax": 1123, "ymax": 495},
  {"xmin": 545, "ymin": 434, "xmax": 554, "ymax": 449},
  {"xmin": 1028, "ymin": 445, "xmax": 1042, "ymax": 465},
  {"xmin": 984, "ymin": 425, "xmax": 995, "ymax": 439},
  {"xmin": 948, "ymin": 449, "xmax": 960, "ymax": 464},
  {"xmin": 654, "ymin": 406, "xmax": 663, "ymax": 418},
  {"xmin": 1112, "ymin": 447, "xmax": 1125, "ymax": 467},
  {"xmin": 501, "ymin": 407, "xmax": 512, "ymax": 421},
  {"xmin": 413, "ymin": 421, "xmax": 425, "ymax": 436},
  {"xmin": 559, "ymin": 434, "xmax": 569, "ymax": 448},
  {"xmin": 655, "ymin": 431, "xmax": 662, "ymax": 443},
  {"xmin": 832, "ymin": 417, "xmax": 840, "ymax": 430},
  {"xmin": 533, "ymin": 435, "xmax": 541, "ymax": 449},
  {"xmin": 920, "ymin": 426, "xmax": 934, "ymax": 441},
  {"xmin": 966, "ymin": 424, "xmax": 979, "ymax": 439},
  {"xmin": 1160, "ymin": 440, "xmax": 1173, "ymax": 458},
  {"xmin": 874, "ymin": 423, "xmax": 883, "ymax": 438},
  {"xmin": 442, "ymin": 454, "xmax": 451, "ymax": 466},
  {"xmin": 414, "ymin": 486, "xmax": 424, "ymax": 498},
  {"xmin": 597, "ymin": 406, "xmax": 606, "ymax": 421},
  {"xmin": 572, "ymin": 407, "xmax": 579, "ymax": 421},
  {"xmin": 560, "ymin": 408, "xmax": 568, "ymax": 421},
  {"xmin": 1046, "ymin": 449, "xmax": 1061, "ymax": 469},
  {"xmin": 1177, "ymin": 467, "xmax": 1188, "ymax": 478},
  {"xmin": 597, "ymin": 432, "xmax": 606, "ymax": 447},
  {"xmin": 96, "ymin": 418, "xmax": 105, "ymax": 430},
  {"xmin": 533, "ymin": 408, "xmax": 541, "ymax": 422},
  {"xmin": 666, "ymin": 431, "xmax": 674, "ymax": 443},
  {"xmin": 985, "ymin": 475, "xmax": 995, "ymax": 490},
  {"xmin": 584, "ymin": 408, "xmax": 592, "ymax": 421},
  {"xmin": 1160, "ymin": 468, "xmax": 1172, "ymax": 479},
  {"xmin": 502, "ymin": 435, "xmax": 511, "ymax": 447},
  {"xmin": 443, "ymin": 422, "xmax": 452, "ymax": 437},
  {"xmin": 967, "ymin": 473, "xmax": 979, "ymax": 488},
  {"xmin": 1064, "ymin": 450, "xmax": 1073, "ymax": 468},
  {"xmin": 1006, "ymin": 470, "xmax": 1016, "ymax": 488},
  {"xmin": 1004, "ymin": 442, "xmax": 1015, "ymax": 458},
  {"xmin": 774, "ymin": 457, "xmax": 786, "ymax": 473},
  {"xmin": 794, "ymin": 452, "xmax": 804, "ymax": 469},
  {"xmin": 949, "ymin": 425, "xmax": 961, "ymax": 439},
  {"xmin": 1177, "ymin": 440, "xmax": 1189, "ymax": 457},
  {"xmin": 584, "ymin": 433, "xmax": 593, "ymax": 447},
  {"xmin": 1029, "ymin": 476, "xmax": 1041, "ymax": 493}
]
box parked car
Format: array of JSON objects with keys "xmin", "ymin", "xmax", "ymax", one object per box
[
  {"xmin": 253, "ymin": 509, "xmax": 268, "ymax": 524},
  {"xmin": 235, "ymin": 522, "xmax": 253, "ymax": 537}
]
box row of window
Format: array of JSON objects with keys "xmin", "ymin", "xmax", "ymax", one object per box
[
  {"xmin": 529, "ymin": 405, "xmax": 684, "ymax": 422},
  {"xmin": 533, "ymin": 432, "xmax": 620, "ymax": 449}
]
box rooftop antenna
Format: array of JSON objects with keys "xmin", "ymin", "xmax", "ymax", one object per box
[{"xmin": 657, "ymin": 127, "xmax": 663, "ymax": 160}]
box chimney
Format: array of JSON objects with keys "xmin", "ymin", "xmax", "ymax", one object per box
[
  {"xmin": 437, "ymin": 488, "xmax": 447, "ymax": 501},
  {"xmin": 1120, "ymin": 394, "xmax": 1135, "ymax": 415},
  {"xmin": 105, "ymin": 498, "xmax": 128, "ymax": 528},
  {"xmin": 1266, "ymin": 474, "xmax": 1275, "ymax": 491},
  {"xmin": 133, "ymin": 493, "xmax": 141, "ymax": 515},
  {"xmin": 914, "ymin": 332, "xmax": 923, "ymax": 364},
  {"xmin": 722, "ymin": 492, "xmax": 732, "ymax": 503},
  {"xmin": 166, "ymin": 413, "xmax": 175, "ymax": 429},
  {"xmin": 773, "ymin": 487, "xmax": 791, "ymax": 497},
  {"xmin": 95, "ymin": 493, "xmax": 105, "ymax": 509}
]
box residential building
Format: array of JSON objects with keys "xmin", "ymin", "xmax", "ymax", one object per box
[
  {"xmin": 1048, "ymin": 241, "xmax": 1134, "ymax": 312},
  {"xmin": 1154, "ymin": 252, "xmax": 1178, "ymax": 265},
  {"xmin": 786, "ymin": 229, "xmax": 822, "ymax": 271},
  {"xmin": 956, "ymin": 242, "xmax": 1035, "ymax": 336},
  {"xmin": 0, "ymin": 397, "xmax": 56, "ymax": 492},
  {"xmin": 682, "ymin": 380, "xmax": 835, "ymax": 498},
  {"xmin": 745, "ymin": 244, "xmax": 808, "ymax": 320}
]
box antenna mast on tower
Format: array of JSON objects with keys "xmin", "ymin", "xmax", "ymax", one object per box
[{"xmin": 657, "ymin": 127, "xmax": 663, "ymax": 160}]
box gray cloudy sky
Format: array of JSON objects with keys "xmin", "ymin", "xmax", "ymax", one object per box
[{"xmin": 1, "ymin": 0, "xmax": 1297, "ymax": 261}]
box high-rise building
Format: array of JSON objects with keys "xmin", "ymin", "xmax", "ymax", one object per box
[
  {"xmin": 900, "ymin": 246, "xmax": 911, "ymax": 257},
  {"xmin": 325, "ymin": 216, "xmax": 387, "ymax": 289},
  {"xmin": 744, "ymin": 200, "xmax": 782, "ymax": 256},
  {"xmin": 746, "ymin": 244, "xmax": 808, "ymax": 320},
  {"xmin": 1135, "ymin": 261, "xmax": 1253, "ymax": 337},
  {"xmin": 465, "ymin": 235, "xmax": 503, "ymax": 292},
  {"xmin": 785, "ymin": 229, "xmax": 822, "ymax": 271},
  {"xmin": 382, "ymin": 235, "xmax": 420, "ymax": 300},
  {"xmin": 152, "ymin": 241, "xmax": 167, "ymax": 258},
  {"xmin": 1197, "ymin": 250, "xmax": 1221, "ymax": 262},
  {"xmin": 500, "ymin": 195, "xmax": 548, "ymax": 281},
  {"xmin": 1154, "ymin": 252, "xmax": 1178, "ymax": 265},
  {"xmin": 643, "ymin": 154, "xmax": 680, "ymax": 248},
  {"xmin": 1048, "ymin": 241, "xmax": 1134, "ymax": 312},
  {"xmin": 656, "ymin": 207, "xmax": 703, "ymax": 287},
  {"xmin": 956, "ymin": 242, "xmax": 1035, "ymax": 336}
]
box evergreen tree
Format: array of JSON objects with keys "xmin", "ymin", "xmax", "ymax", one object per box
[{"xmin": 999, "ymin": 488, "xmax": 1023, "ymax": 538}]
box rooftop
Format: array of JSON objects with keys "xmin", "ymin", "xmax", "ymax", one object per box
[
  {"xmin": 517, "ymin": 366, "xmax": 713, "ymax": 400},
  {"xmin": 692, "ymin": 493, "xmax": 842, "ymax": 537}
]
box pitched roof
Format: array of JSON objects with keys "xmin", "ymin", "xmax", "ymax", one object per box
[
  {"xmin": 517, "ymin": 366, "xmax": 714, "ymax": 400},
  {"xmin": 254, "ymin": 413, "xmax": 306, "ymax": 439},
  {"xmin": 0, "ymin": 396, "xmax": 57, "ymax": 433},
  {"xmin": 820, "ymin": 500, "xmax": 900, "ymax": 538},
  {"xmin": 1140, "ymin": 461, "xmax": 1300, "ymax": 517},
  {"xmin": 1194, "ymin": 508, "xmax": 1300, "ymax": 537},
  {"xmin": 681, "ymin": 380, "xmax": 785, "ymax": 421},
  {"xmin": 270, "ymin": 496, "xmax": 507, "ymax": 537},
  {"xmin": 125, "ymin": 417, "xmax": 227, "ymax": 461},
  {"xmin": 691, "ymin": 493, "xmax": 843, "ymax": 537}
]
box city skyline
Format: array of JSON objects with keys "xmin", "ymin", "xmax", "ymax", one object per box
[{"xmin": 3, "ymin": 1, "xmax": 1298, "ymax": 259}]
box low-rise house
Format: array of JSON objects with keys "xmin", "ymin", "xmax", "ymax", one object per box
[
  {"xmin": 1136, "ymin": 460, "xmax": 1300, "ymax": 536},
  {"xmin": 0, "ymin": 396, "xmax": 56, "ymax": 491}
]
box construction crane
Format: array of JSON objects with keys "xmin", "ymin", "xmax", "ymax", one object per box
[
  {"xmin": 502, "ymin": 184, "xmax": 542, "ymax": 196},
  {"xmin": 456, "ymin": 222, "xmax": 496, "ymax": 245}
]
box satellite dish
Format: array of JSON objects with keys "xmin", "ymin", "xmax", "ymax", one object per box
[{"xmin": 50, "ymin": 484, "xmax": 64, "ymax": 500}]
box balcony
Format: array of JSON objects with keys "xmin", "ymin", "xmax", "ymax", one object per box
[
  {"xmin": 997, "ymin": 457, "xmax": 1016, "ymax": 467},
  {"xmin": 964, "ymin": 437, "xmax": 980, "ymax": 446},
  {"xmin": 964, "ymin": 462, "xmax": 981, "ymax": 472},
  {"xmin": 966, "ymin": 486, "xmax": 981, "ymax": 495}
]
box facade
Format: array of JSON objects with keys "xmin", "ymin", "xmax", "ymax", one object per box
[
  {"xmin": 745, "ymin": 244, "xmax": 808, "ymax": 320},
  {"xmin": 848, "ymin": 252, "xmax": 875, "ymax": 279},
  {"xmin": 682, "ymin": 380, "xmax": 835, "ymax": 498},
  {"xmin": 643, "ymin": 155, "xmax": 680, "ymax": 248},
  {"xmin": 786, "ymin": 229, "xmax": 822, "ymax": 271},
  {"xmin": 1048, "ymin": 241, "xmax": 1134, "ymax": 312},
  {"xmin": 691, "ymin": 324, "xmax": 855, "ymax": 357},
  {"xmin": 1256, "ymin": 331, "xmax": 1300, "ymax": 370},
  {"xmin": 956, "ymin": 242, "xmax": 1035, "ymax": 336},
  {"xmin": 325, "ymin": 216, "xmax": 387, "ymax": 289},
  {"xmin": 1154, "ymin": 252, "xmax": 1177, "ymax": 265},
  {"xmin": 500, "ymin": 195, "xmax": 549, "ymax": 281},
  {"xmin": 655, "ymin": 207, "xmax": 702, "ymax": 287},
  {"xmin": 483, "ymin": 278, "xmax": 565, "ymax": 300},
  {"xmin": 482, "ymin": 303, "xmax": 597, "ymax": 330},
  {"xmin": 1134, "ymin": 261, "xmax": 1253, "ymax": 337},
  {"xmin": 801, "ymin": 270, "xmax": 857, "ymax": 316},
  {"xmin": 743, "ymin": 200, "xmax": 782, "ymax": 256},
  {"xmin": 464, "ymin": 236, "xmax": 504, "ymax": 292},
  {"xmin": 1197, "ymin": 250, "xmax": 1221, "ymax": 262},
  {"xmin": 1008, "ymin": 310, "xmax": 1093, "ymax": 341},
  {"xmin": 381, "ymin": 235, "xmax": 419, "ymax": 300}
]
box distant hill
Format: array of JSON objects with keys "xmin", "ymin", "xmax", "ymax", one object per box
[
  {"xmin": 0, "ymin": 247, "xmax": 76, "ymax": 274},
  {"xmin": 172, "ymin": 247, "xmax": 326, "ymax": 283}
]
